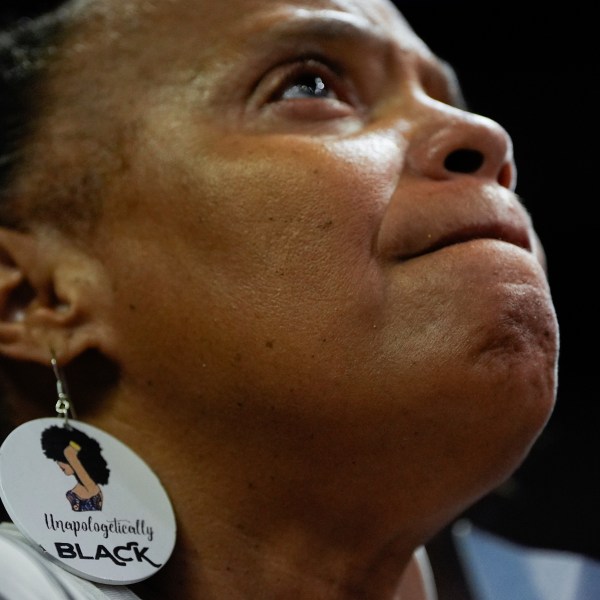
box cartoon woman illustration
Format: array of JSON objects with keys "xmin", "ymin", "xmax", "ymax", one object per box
[{"xmin": 41, "ymin": 426, "xmax": 110, "ymax": 512}]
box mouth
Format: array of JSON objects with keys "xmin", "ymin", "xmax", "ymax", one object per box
[
  {"xmin": 402, "ymin": 222, "xmax": 532, "ymax": 261},
  {"xmin": 377, "ymin": 184, "xmax": 535, "ymax": 263}
]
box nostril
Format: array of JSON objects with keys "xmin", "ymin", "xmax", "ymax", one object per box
[{"xmin": 444, "ymin": 148, "xmax": 484, "ymax": 174}]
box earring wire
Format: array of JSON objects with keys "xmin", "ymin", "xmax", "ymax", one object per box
[{"xmin": 50, "ymin": 350, "xmax": 77, "ymax": 427}]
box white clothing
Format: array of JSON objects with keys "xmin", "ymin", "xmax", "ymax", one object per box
[
  {"xmin": 1, "ymin": 521, "xmax": 438, "ymax": 600},
  {"xmin": 0, "ymin": 522, "xmax": 141, "ymax": 600}
]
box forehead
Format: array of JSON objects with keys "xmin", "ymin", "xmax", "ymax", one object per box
[
  {"xmin": 77, "ymin": 0, "xmax": 408, "ymax": 27},
  {"xmin": 54, "ymin": 0, "xmax": 451, "ymax": 115},
  {"xmin": 69, "ymin": 0, "xmax": 432, "ymax": 62}
]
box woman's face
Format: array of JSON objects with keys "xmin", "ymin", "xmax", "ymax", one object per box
[
  {"xmin": 46, "ymin": 0, "xmax": 558, "ymax": 512},
  {"xmin": 57, "ymin": 462, "xmax": 74, "ymax": 476}
]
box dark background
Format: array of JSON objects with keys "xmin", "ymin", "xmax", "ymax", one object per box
[{"xmin": 393, "ymin": 2, "xmax": 598, "ymax": 597}]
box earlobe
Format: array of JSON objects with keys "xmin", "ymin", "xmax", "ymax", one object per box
[{"xmin": 0, "ymin": 227, "xmax": 109, "ymax": 365}]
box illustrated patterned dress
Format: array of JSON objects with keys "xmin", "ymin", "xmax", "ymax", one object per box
[{"xmin": 66, "ymin": 489, "xmax": 103, "ymax": 511}]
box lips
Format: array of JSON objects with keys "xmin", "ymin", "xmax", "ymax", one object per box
[
  {"xmin": 376, "ymin": 182, "xmax": 534, "ymax": 262},
  {"xmin": 402, "ymin": 221, "xmax": 532, "ymax": 261}
]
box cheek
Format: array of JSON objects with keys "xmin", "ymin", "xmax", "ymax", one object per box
[
  {"xmin": 191, "ymin": 135, "xmax": 401, "ymax": 348},
  {"xmin": 191, "ymin": 132, "xmax": 402, "ymax": 273},
  {"xmin": 96, "ymin": 128, "xmax": 405, "ymax": 386},
  {"xmin": 130, "ymin": 100, "xmax": 405, "ymax": 296}
]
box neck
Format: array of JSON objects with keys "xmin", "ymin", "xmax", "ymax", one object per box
[
  {"xmin": 130, "ymin": 514, "xmax": 433, "ymax": 600},
  {"xmin": 92, "ymin": 391, "xmax": 438, "ymax": 600},
  {"xmin": 132, "ymin": 445, "xmax": 433, "ymax": 599}
]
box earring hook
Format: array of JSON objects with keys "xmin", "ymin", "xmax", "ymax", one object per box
[{"xmin": 50, "ymin": 349, "xmax": 77, "ymax": 427}]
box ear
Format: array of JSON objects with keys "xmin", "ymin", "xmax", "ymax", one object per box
[{"xmin": 0, "ymin": 226, "xmax": 112, "ymax": 366}]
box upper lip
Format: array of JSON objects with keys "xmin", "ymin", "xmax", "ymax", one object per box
[{"xmin": 377, "ymin": 184, "xmax": 533, "ymax": 261}]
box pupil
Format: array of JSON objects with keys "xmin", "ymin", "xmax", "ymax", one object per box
[{"xmin": 283, "ymin": 75, "xmax": 328, "ymax": 99}]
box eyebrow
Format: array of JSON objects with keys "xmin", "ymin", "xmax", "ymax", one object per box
[
  {"xmin": 250, "ymin": 9, "xmax": 392, "ymax": 49},
  {"xmin": 237, "ymin": 8, "xmax": 466, "ymax": 109}
]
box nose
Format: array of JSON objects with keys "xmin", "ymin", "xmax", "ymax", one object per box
[{"xmin": 405, "ymin": 102, "xmax": 516, "ymax": 190}]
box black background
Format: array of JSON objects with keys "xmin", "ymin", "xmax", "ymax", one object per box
[{"xmin": 393, "ymin": 1, "xmax": 598, "ymax": 595}]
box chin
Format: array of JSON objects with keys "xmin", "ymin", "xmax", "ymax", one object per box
[
  {"xmin": 414, "ymin": 252, "xmax": 558, "ymax": 506},
  {"xmin": 457, "ymin": 316, "xmax": 558, "ymax": 503}
]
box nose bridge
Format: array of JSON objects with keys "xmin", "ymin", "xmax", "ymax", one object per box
[{"xmin": 402, "ymin": 96, "xmax": 516, "ymax": 190}]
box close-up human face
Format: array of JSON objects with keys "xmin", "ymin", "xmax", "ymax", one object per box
[{"xmin": 36, "ymin": 0, "xmax": 557, "ymax": 520}]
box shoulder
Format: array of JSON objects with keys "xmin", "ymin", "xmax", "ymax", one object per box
[{"xmin": 0, "ymin": 523, "xmax": 141, "ymax": 600}]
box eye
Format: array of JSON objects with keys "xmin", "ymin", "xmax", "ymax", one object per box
[
  {"xmin": 278, "ymin": 71, "xmax": 338, "ymax": 101},
  {"xmin": 254, "ymin": 57, "xmax": 362, "ymax": 120}
]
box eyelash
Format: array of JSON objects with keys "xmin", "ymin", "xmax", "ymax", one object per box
[{"xmin": 258, "ymin": 57, "xmax": 362, "ymax": 115}]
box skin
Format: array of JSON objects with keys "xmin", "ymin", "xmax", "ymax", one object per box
[
  {"xmin": 0, "ymin": 0, "xmax": 559, "ymax": 598},
  {"xmin": 56, "ymin": 461, "xmax": 74, "ymax": 477},
  {"xmin": 59, "ymin": 445, "xmax": 101, "ymax": 501}
]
